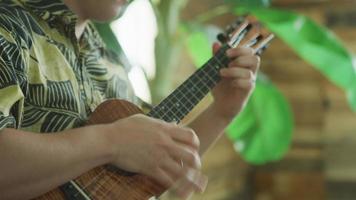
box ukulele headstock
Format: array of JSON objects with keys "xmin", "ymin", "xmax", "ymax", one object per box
[{"xmin": 217, "ymin": 15, "xmax": 274, "ymax": 55}]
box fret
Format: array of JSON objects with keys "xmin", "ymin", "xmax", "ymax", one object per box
[
  {"xmin": 215, "ymin": 55, "xmax": 230, "ymax": 67},
  {"xmin": 162, "ymin": 108, "xmax": 180, "ymax": 123},
  {"xmin": 179, "ymin": 82, "xmax": 203, "ymax": 107},
  {"xmin": 190, "ymin": 70, "xmax": 211, "ymax": 93},
  {"xmin": 176, "ymin": 89, "xmax": 196, "ymax": 109},
  {"xmin": 198, "ymin": 69, "xmax": 217, "ymax": 88},
  {"xmin": 201, "ymin": 63, "xmax": 220, "ymax": 83},
  {"xmin": 190, "ymin": 77, "xmax": 207, "ymax": 96},
  {"xmin": 215, "ymin": 45, "xmax": 231, "ymax": 66},
  {"xmin": 147, "ymin": 103, "xmax": 168, "ymax": 119},
  {"xmin": 166, "ymin": 99, "xmax": 185, "ymax": 121}
]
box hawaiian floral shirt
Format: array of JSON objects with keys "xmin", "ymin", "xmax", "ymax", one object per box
[{"xmin": 0, "ymin": 0, "xmax": 137, "ymax": 133}]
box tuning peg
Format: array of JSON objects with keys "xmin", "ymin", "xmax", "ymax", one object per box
[
  {"xmin": 217, "ymin": 33, "xmax": 228, "ymax": 43},
  {"xmin": 256, "ymin": 45, "xmax": 268, "ymax": 55},
  {"xmin": 234, "ymin": 16, "xmax": 245, "ymax": 26},
  {"xmin": 225, "ymin": 25, "xmax": 235, "ymax": 35}
]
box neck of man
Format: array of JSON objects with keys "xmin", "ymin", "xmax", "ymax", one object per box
[
  {"xmin": 75, "ymin": 19, "xmax": 88, "ymax": 39},
  {"xmin": 62, "ymin": 0, "xmax": 88, "ymax": 39}
]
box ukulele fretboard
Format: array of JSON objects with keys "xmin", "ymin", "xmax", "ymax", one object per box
[{"xmin": 147, "ymin": 45, "xmax": 230, "ymax": 123}]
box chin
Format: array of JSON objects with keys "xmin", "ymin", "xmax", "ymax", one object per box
[{"xmin": 91, "ymin": 5, "xmax": 127, "ymax": 22}]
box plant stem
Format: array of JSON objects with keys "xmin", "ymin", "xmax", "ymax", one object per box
[{"xmin": 195, "ymin": 5, "xmax": 233, "ymax": 23}]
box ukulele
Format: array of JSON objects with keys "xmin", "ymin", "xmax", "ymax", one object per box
[{"xmin": 35, "ymin": 15, "xmax": 274, "ymax": 200}]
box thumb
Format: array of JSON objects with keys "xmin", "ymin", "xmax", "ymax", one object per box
[{"xmin": 212, "ymin": 42, "xmax": 221, "ymax": 55}]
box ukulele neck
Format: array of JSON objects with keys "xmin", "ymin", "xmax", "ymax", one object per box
[{"xmin": 147, "ymin": 44, "xmax": 231, "ymax": 123}]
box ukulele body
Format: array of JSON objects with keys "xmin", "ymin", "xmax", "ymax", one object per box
[{"xmin": 35, "ymin": 99, "xmax": 164, "ymax": 200}]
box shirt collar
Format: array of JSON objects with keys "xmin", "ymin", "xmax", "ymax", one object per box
[
  {"xmin": 18, "ymin": 0, "xmax": 105, "ymax": 50},
  {"xmin": 18, "ymin": 0, "xmax": 78, "ymax": 26}
]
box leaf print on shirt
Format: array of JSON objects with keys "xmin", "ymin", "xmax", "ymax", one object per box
[{"xmin": 23, "ymin": 80, "xmax": 82, "ymax": 132}]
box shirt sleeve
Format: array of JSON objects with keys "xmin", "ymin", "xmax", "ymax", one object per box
[{"xmin": 0, "ymin": 32, "xmax": 26, "ymax": 131}]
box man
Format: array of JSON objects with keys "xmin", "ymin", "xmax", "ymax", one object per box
[{"xmin": 0, "ymin": 0, "xmax": 260, "ymax": 199}]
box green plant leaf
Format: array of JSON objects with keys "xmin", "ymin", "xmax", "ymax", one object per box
[
  {"xmin": 183, "ymin": 25, "xmax": 213, "ymax": 67},
  {"xmin": 184, "ymin": 26, "xmax": 293, "ymax": 164},
  {"xmin": 226, "ymin": 74, "xmax": 293, "ymax": 164},
  {"xmin": 225, "ymin": 0, "xmax": 271, "ymax": 7},
  {"xmin": 93, "ymin": 23, "xmax": 123, "ymax": 53},
  {"xmin": 235, "ymin": 7, "xmax": 356, "ymax": 111}
]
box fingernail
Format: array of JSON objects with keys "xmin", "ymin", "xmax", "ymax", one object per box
[
  {"xmin": 195, "ymin": 174, "xmax": 208, "ymax": 193},
  {"xmin": 186, "ymin": 169, "xmax": 208, "ymax": 192}
]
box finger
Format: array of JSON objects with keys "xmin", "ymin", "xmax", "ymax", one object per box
[
  {"xmin": 226, "ymin": 47, "xmax": 255, "ymax": 58},
  {"xmin": 169, "ymin": 145, "xmax": 201, "ymax": 170},
  {"xmin": 161, "ymin": 157, "xmax": 185, "ymax": 181},
  {"xmin": 212, "ymin": 42, "xmax": 221, "ymax": 55},
  {"xmin": 171, "ymin": 172, "xmax": 208, "ymax": 199},
  {"xmin": 168, "ymin": 126, "xmax": 200, "ymax": 150},
  {"xmin": 231, "ymin": 78, "xmax": 256, "ymax": 90},
  {"xmin": 220, "ymin": 68, "xmax": 253, "ymax": 79},
  {"xmin": 184, "ymin": 168, "xmax": 208, "ymax": 193},
  {"xmin": 169, "ymin": 177, "xmax": 195, "ymax": 200},
  {"xmin": 174, "ymin": 169, "xmax": 208, "ymax": 197},
  {"xmin": 174, "ymin": 180, "xmax": 196, "ymax": 200},
  {"xmin": 151, "ymin": 168, "xmax": 175, "ymax": 189},
  {"xmin": 228, "ymin": 55, "xmax": 260, "ymax": 72}
]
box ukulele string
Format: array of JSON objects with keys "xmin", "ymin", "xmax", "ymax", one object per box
[
  {"xmin": 156, "ymin": 50, "xmax": 230, "ymax": 123},
  {"xmin": 75, "ymin": 169, "xmax": 144, "ymax": 199},
  {"xmin": 70, "ymin": 169, "xmax": 107, "ymax": 198}
]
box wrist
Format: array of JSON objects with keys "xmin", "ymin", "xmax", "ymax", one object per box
[
  {"xmin": 209, "ymin": 102, "xmax": 241, "ymax": 124},
  {"xmin": 206, "ymin": 104, "xmax": 236, "ymax": 128},
  {"xmin": 86, "ymin": 124, "xmax": 116, "ymax": 165}
]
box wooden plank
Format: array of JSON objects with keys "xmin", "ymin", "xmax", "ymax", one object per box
[
  {"xmin": 292, "ymin": 126, "xmax": 324, "ymax": 145},
  {"xmin": 275, "ymin": 82, "xmax": 324, "ymax": 102},
  {"xmin": 324, "ymin": 111, "xmax": 356, "ymax": 134},
  {"xmin": 325, "ymin": 136, "xmax": 356, "ymax": 181},
  {"xmin": 253, "ymin": 171, "xmax": 325, "ymax": 200},
  {"xmin": 327, "ymin": 181, "xmax": 356, "ymax": 200}
]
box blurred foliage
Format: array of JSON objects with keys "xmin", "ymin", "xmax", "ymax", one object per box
[
  {"xmin": 225, "ymin": 0, "xmax": 271, "ymax": 7},
  {"xmin": 235, "ymin": 7, "xmax": 356, "ymax": 111},
  {"xmin": 150, "ymin": 0, "xmax": 187, "ymax": 102},
  {"xmin": 226, "ymin": 74, "xmax": 293, "ymax": 164}
]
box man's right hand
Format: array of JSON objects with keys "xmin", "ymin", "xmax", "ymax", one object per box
[{"xmin": 102, "ymin": 114, "xmax": 205, "ymax": 193}]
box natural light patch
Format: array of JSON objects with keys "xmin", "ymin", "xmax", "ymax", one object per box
[
  {"xmin": 352, "ymin": 56, "xmax": 356, "ymax": 73},
  {"xmin": 128, "ymin": 67, "xmax": 152, "ymax": 103},
  {"xmin": 111, "ymin": 0, "xmax": 157, "ymax": 103},
  {"xmin": 234, "ymin": 141, "xmax": 245, "ymax": 152},
  {"xmin": 111, "ymin": 0, "xmax": 157, "ymax": 79},
  {"xmin": 294, "ymin": 16, "xmax": 305, "ymax": 32},
  {"xmin": 262, "ymin": 0, "xmax": 270, "ymax": 6}
]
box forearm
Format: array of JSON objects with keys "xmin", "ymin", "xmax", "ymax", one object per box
[
  {"xmin": 188, "ymin": 104, "xmax": 235, "ymax": 155},
  {"xmin": 0, "ymin": 125, "xmax": 112, "ymax": 199}
]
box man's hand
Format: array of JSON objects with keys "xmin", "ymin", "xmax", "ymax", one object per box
[
  {"xmin": 211, "ymin": 43, "xmax": 260, "ymax": 121},
  {"xmin": 103, "ymin": 114, "xmax": 206, "ymax": 195}
]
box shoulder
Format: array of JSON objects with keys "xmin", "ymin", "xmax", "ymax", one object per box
[
  {"xmin": 0, "ymin": 2, "xmax": 33, "ymax": 80},
  {"xmin": 0, "ymin": 1, "xmax": 44, "ymax": 50}
]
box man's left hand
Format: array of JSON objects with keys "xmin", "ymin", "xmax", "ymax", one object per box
[{"xmin": 211, "ymin": 43, "xmax": 261, "ymax": 122}]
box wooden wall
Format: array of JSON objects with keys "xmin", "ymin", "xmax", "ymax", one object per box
[{"xmin": 167, "ymin": 0, "xmax": 356, "ymax": 199}]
